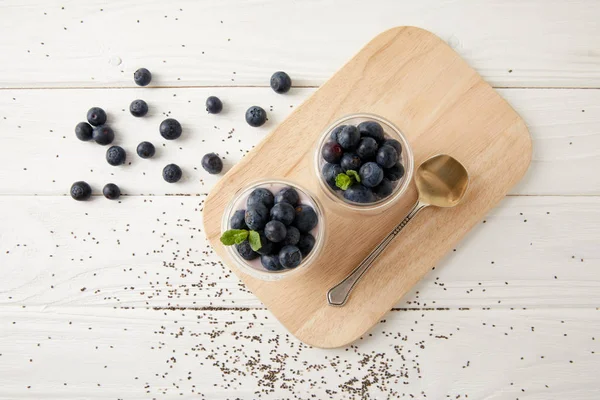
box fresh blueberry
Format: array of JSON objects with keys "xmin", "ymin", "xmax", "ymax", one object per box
[
  {"xmin": 133, "ymin": 68, "xmax": 152, "ymax": 86},
  {"xmin": 270, "ymin": 202, "xmax": 295, "ymax": 225},
  {"xmin": 103, "ymin": 183, "xmax": 121, "ymax": 200},
  {"xmin": 247, "ymin": 188, "xmax": 274, "ymax": 209},
  {"xmin": 322, "ymin": 163, "xmax": 344, "ymax": 189},
  {"xmin": 283, "ymin": 226, "xmax": 300, "ymax": 246},
  {"xmin": 92, "ymin": 125, "xmax": 115, "ymax": 145},
  {"xmin": 373, "ymin": 178, "xmax": 394, "ymax": 198},
  {"xmin": 75, "ymin": 122, "xmax": 93, "ymax": 141},
  {"xmin": 201, "ymin": 153, "xmax": 223, "ymax": 174},
  {"xmin": 162, "ymin": 164, "xmax": 182, "ymax": 183},
  {"xmin": 329, "ymin": 125, "xmax": 346, "ymax": 142},
  {"xmin": 206, "ymin": 96, "xmax": 223, "ymax": 114},
  {"xmin": 106, "ymin": 146, "xmax": 126, "ymax": 166},
  {"xmin": 244, "ymin": 203, "xmax": 269, "ymax": 230},
  {"xmin": 265, "ymin": 220, "xmax": 287, "ymax": 243},
  {"xmin": 294, "ymin": 205, "xmax": 318, "ymax": 233},
  {"xmin": 70, "ymin": 181, "xmax": 92, "ymax": 201},
  {"xmin": 245, "ymin": 106, "xmax": 267, "ymax": 127},
  {"xmin": 130, "ymin": 99, "xmax": 148, "ymax": 117},
  {"xmin": 356, "ymin": 137, "xmax": 378, "ymax": 160},
  {"xmin": 261, "ymin": 254, "xmax": 283, "ymax": 271},
  {"xmin": 160, "ymin": 118, "xmax": 182, "ymax": 140},
  {"xmin": 385, "ymin": 163, "xmax": 405, "ymax": 181},
  {"xmin": 376, "ymin": 145, "xmax": 398, "ymax": 169},
  {"xmin": 270, "ymin": 71, "xmax": 292, "ymax": 94},
  {"xmin": 358, "ymin": 121, "xmax": 384, "ymax": 142},
  {"xmin": 230, "ymin": 209, "xmax": 247, "ymax": 230},
  {"xmin": 340, "ymin": 153, "xmax": 362, "ymax": 172},
  {"xmin": 359, "ymin": 162, "xmax": 384, "ymax": 188},
  {"xmin": 279, "ymin": 245, "xmax": 302, "ymax": 269},
  {"xmin": 254, "ymin": 231, "xmax": 274, "ymax": 256},
  {"xmin": 321, "ymin": 141, "xmax": 343, "ymax": 164},
  {"xmin": 343, "ymin": 184, "xmax": 375, "ymax": 203},
  {"xmin": 236, "ymin": 240, "xmax": 258, "ymax": 260},
  {"xmin": 297, "ymin": 233, "xmax": 315, "ymax": 257},
  {"xmin": 87, "ymin": 107, "xmax": 107, "ymax": 126},
  {"xmin": 383, "ymin": 139, "xmax": 402, "ymax": 155},
  {"xmin": 274, "ymin": 187, "xmax": 299, "ymax": 206},
  {"xmin": 136, "ymin": 141, "xmax": 155, "ymax": 159},
  {"xmin": 337, "ymin": 125, "xmax": 360, "ymax": 150}
]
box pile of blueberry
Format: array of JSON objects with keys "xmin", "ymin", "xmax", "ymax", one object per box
[
  {"xmin": 320, "ymin": 120, "xmax": 405, "ymax": 204},
  {"xmin": 220, "ymin": 185, "xmax": 318, "ymax": 271}
]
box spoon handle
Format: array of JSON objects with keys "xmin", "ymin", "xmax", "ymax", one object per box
[{"xmin": 327, "ymin": 200, "xmax": 428, "ymax": 307}]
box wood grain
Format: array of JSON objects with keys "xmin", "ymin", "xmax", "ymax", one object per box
[{"xmin": 203, "ymin": 27, "xmax": 532, "ymax": 347}]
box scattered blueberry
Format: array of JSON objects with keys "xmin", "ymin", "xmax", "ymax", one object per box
[
  {"xmin": 236, "ymin": 240, "xmax": 258, "ymax": 260},
  {"xmin": 270, "ymin": 71, "xmax": 292, "ymax": 93},
  {"xmin": 337, "ymin": 125, "xmax": 360, "ymax": 150},
  {"xmin": 245, "ymin": 106, "xmax": 267, "ymax": 127},
  {"xmin": 130, "ymin": 99, "xmax": 148, "ymax": 117},
  {"xmin": 247, "ymin": 188, "xmax": 274, "ymax": 209},
  {"xmin": 356, "ymin": 137, "xmax": 378, "ymax": 160},
  {"xmin": 70, "ymin": 181, "xmax": 92, "ymax": 201},
  {"xmin": 106, "ymin": 146, "xmax": 126, "ymax": 166},
  {"xmin": 261, "ymin": 254, "xmax": 283, "ymax": 271},
  {"xmin": 283, "ymin": 226, "xmax": 300, "ymax": 246},
  {"xmin": 376, "ymin": 145, "xmax": 398, "ymax": 169},
  {"xmin": 321, "ymin": 141, "xmax": 343, "ymax": 164},
  {"xmin": 201, "ymin": 153, "xmax": 223, "ymax": 174},
  {"xmin": 103, "ymin": 183, "xmax": 121, "ymax": 200},
  {"xmin": 274, "ymin": 187, "xmax": 299, "ymax": 206},
  {"xmin": 358, "ymin": 121, "xmax": 384, "ymax": 142},
  {"xmin": 206, "ymin": 96, "xmax": 223, "ymax": 114},
  {"xmin": 385, "ymin": 163, "xmax": 405, "ymax": 181},
  {"xmin": 343, "ymin": 184, "xmax": 375, "ymax": 203},
  {"xmin": 340, "ymin": 153, "xmax": 362, "ymax": 172},
  {"xmin": 297, "ymin": 233, "xmax": 315, "ymax": 257},
  {"xmin": 136, "ymin": 141, "xmax": 155, "ymax": 159},
  {"xmin": 265, "ymin": 220, "xmax": 287, "ymax": 243},
  {"xmin": 254, "ymin": 231, "xmax": 274, "ymax": 256},
  {"xmin": 373, "ymin": 178, "xmax": 393, "ymax": 198},
  {"xmin": 270, "ymin": 202, "xmax": 295, "ymax": 225},
  {"xmin": 160, "ymin": 118, "xmax": 182, "ymax": 140},
  {"xmin": 230, "ymin": 209, "xmax": 247, "ymax": 230},
  {"xmin": 383, "ymin": 139, "xmax": 402, "ymax": 155},
  {"xmin": 359, "ymin": 162, "xmax": 384, "ymax": 188},
  {"xmin": 244, "ymin": 203, "xmax": 269, "ymax": 230},
  {"xmin": 87, "ymin": 107, "xmax": 107, "ymax": 126},
  {"xmin": 330, "ymin": 125, "xmax": 346, "ymax": 142},
  {"xmin": 162, "ymin": 164, "xmax": 182, "ymax": 183},
  {"xmin": 322, "ymin": 163, "xmax": 344, "ymax": 189},
  {"xmin": 92, "ymin": 125, "xmax": 115, "ymax": 145},
  {"xmin": 133, "ymin": 68, "xmax": 152, "ymax": 86},
  {"xmin": 279, "ymin": 245, "xmax": 302, "ymax": 269},
  {"xmin": 294, "ymin": 205, "xmax": 318, "ymax": 233},
  {"xmin": 75, "ymin": 122, "xmax": 93, "ymax": 141}
]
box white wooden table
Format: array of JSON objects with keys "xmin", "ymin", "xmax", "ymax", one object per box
[{"xmin": 1, "ymin": 1, "xmax": 599, "ymax": 398}]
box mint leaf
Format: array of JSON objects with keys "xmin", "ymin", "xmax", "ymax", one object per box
[
  {"xmin": 335, "ymin": 173, "xmax": 352, "ymax": 190},
  {"xmin": 220, "ymin": 229, "xmax": 248, "ymax": 246},
  {"xmin": 248, "ymin": 230, "xmax": 262, "ymax": 251},
  {"xmin": 346, "ymin": 170, "xmax": 361, "ymax": 183}
]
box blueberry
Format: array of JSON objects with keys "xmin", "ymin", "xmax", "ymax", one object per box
[
  {"xmin": 329, "ymin": 125, "xmax": 346, "ymax": 142},
  {"xmin": 236, "ymin": 241, "xmax": 258, "ymax": 260},
  {"xmin": 106, "ymin": 146, "xmax": 126, "ymax": 166},
  {"xmin": 340, "ymin": 153, "xmax": 362, "ymax": 172},
  {"xmin": 201, "ymin": 153, "xmax": 223, "ymax": 174},
  {"xmin": 294, "ymin": 205, "xmax": 318, "ymax": 233},
  {"xmin": 247, "ymin": 188, "xmax": 274, "ymax": 209},
  {"xmin": 383, "ymin": 139, "xmax": 402, "ymax": 155},
  {"xmin": 337, "ymin": 125, "xmax": 360, "ymax": 150},
  {"xmin": 92, "ymin": 125, "xmax": 115, "ymax": 145},
  {"xmin": 70, "ymin": 181, "xmax": 92, "ymax": 201},
  {"xmin": 261, "ymin": 254, "xmax": 283, "ymax": 271},
  {"xmin": 244, "ymin": 203, "xmax": 269, "ymax": 230},
  {"xmin": 373, "ymin": 178, "xmax": 394, "ymax": 198},
  {"xmin": 270, "ymin": 71, "xmax": 292, "ymax": 94},
  {"xmin": 343, "ymin": 184, "xmax": 375, "ymax": 203},
  {"xmin": 130, "ymin": 99, "xmax": 148, "ymax": 117},
  {"xmin": 274, "ymin": 187, "xmax": 299, "ymax": 206},
  {"xmin": 265, "ymin": 220, "xmax": 287, "ymax": 243},
  {"xmin": 358, "ymin": 121, "xmax": 384, "ymax": 142},
  {"xmin": 160, "ymin": 118, "xmax": 182, "ymax": 140},
  {"xmin": 245, "ymin": 106, "xmax": 267, "ymax": 127},
  {"xmin": 136, "ymin": 141, "xmax": 155, "ymax": 159},
  {"xmin": 322, "ymin": 163, "xmax": 344, "ymax": 189},
  {"xmin": 279, "ymin": 245, "xmax": 302, "ymax": 269},
  {"xmin": 133, "ymin": 68, "xmax": 152, "ymax": 86},
  {"xmin": 162, "ymin": 164, "xmax": 182, "ymax": 183},
  {"xmin": 75, "ymin": 122, "xmax": 93, "ymax": 141},
  {"xmin": 359, "ymin": 162, "xmax": 384, "ymax": 188},
  {"xmin": 103, "ymin": 183, "xmax": 121, "ymax": 200},
  {"xmin": 87, "ymin": 107, "xmax": 107, "ymax": 126},
  {"xmin": 230, "ymin": 209, "xmax": 247, "ymax": 230},
  {"xmin": 254, "ymin": 231, "xmax": 274, "ymax": 256},
  {"xmin": 385, "ymin": 163, "xmax": 405, "ymax": 181},
  {"xmin": 206, "ymin": 96, "xmax": 223, "ymax": 114},
  {"xmin": 297, "ymin": 233, "xmax": 315, "ymax": 257},
  {"xmin": 283, "ymin": 226, "xmax": 300, "ymax": 246},
  {"xmin": 376, "ymin": 146, "xmax": 398, "ymax": 169},
  {"xmin": 270, "ymin": 202, "xmax": 295, "ymax": 225},
  {"xmin": 356, "ymin": 137, "xmax": 378, "ymax": 160},
  {"xmin": 321, "ymin": 141, "xmax": 343, "ymax": 164}
]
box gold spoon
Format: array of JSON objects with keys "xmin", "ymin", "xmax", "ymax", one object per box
[{"xmin": 327, "ymin": 154, "xmax": 470, "ymax": 307}]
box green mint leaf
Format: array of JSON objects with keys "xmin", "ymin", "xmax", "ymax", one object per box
[
  {"xmin": 248, "ymin": 230, "xmax": 262, "ymax": 251},
  {"xmin": 220, "ymin": 229, "xmax": 248, "ymax": 246},
  {"xmin": 346, "ymin": 170, "xmax": 361, "ymax": 183},
  {"xmin": 335, "ymin": 173, "xmax": 352, "ymax": 190}
]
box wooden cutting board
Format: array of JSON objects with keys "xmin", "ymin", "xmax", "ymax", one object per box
[{"xmin": 203, "ymin": 26, "xmax": 532, "ymax": 348}]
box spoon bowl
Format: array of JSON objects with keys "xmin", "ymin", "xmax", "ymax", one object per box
[{"xmin": 415, "ymin": 154, "xmax": 470, "ymax": 207}]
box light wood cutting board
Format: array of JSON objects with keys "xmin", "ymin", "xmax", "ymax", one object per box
[{"xmin": 203, "ymin": 26, "xmax": 532, "ymax": 348}]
